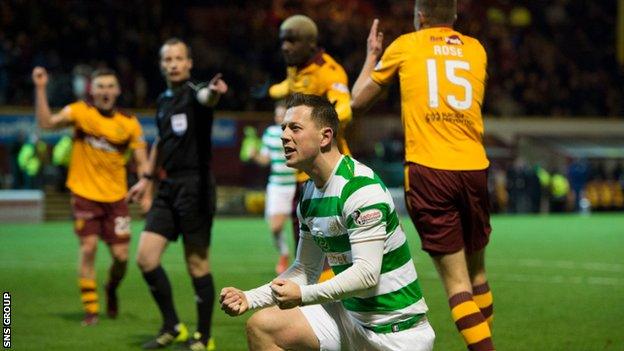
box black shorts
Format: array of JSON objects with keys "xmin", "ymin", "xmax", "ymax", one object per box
[{"xmin": 145, "ymin": 174, "xmax": 216, "ymax": 247}]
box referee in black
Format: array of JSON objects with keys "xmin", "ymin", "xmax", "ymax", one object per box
[{"xmin": 127, "ymin": 38, "xmax": 227, "ymax": 351}]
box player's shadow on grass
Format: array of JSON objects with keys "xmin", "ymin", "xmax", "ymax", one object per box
[
  {"xmin": 129, "ymin": 333, "xmax": 158, "ymax": 348},
  {"xmin": 55, "ymin": 311, "xmax": 143, "ymax": 322}
]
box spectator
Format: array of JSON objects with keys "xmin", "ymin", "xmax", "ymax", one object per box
[
  {"xmin": 0, "ymin": 0, "xmax": 620, "ymax": 115},
  {"xmin": 9, "ymin": 131, "xmax": 25, "ymax": 189},
  {"xmin": 17, "ymin": 133, "xmax": 46, "ymax": 189}
]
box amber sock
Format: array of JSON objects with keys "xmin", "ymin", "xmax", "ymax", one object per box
[
  {"xmin": 79, "ymin": 278, "xmax": 99, "ymax": 315},
  {"xmin": 473, "ymin": 282, "xmax": 494, "ymax": 328},
  {"xmin": 449, "ymin": 291, "xmax": 494, "ymax": 351}
]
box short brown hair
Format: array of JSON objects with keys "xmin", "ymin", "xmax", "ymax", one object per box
[
  {"xmin": 286, "ymin": 93, "xmax": 339, "ymax": 140},
  {"xmin": 91, "ymin": 68, "xmax": 117, "ymax": 80},
  {"xmin": 160, "ymin": 37, "xmax": 192, "ymax": 59},
  {"xmin": 415, "ymin": 0, "xmax": 457, "ymax": 25},
  {"xmin": 275, "ymin": 99, "xmax": 288, "ymax": 109}
]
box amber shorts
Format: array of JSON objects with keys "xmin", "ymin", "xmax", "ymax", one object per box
[
  {"xmin": 404, "ymin": 163, "xmax": 491, "ymax": 255},
  {"xmin": 71, "ymin": 193, "xmax": 131, "ymax": 245}
]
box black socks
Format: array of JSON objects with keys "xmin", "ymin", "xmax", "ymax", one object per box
[
  {"xmin": 192, "ymin": 273, "xmax": 215, "ymax": 343},
  {"xmin": 142, "ymin": 266, "xmax": 180, "ymax": 330}
]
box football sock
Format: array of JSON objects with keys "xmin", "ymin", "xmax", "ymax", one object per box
[
  {"xmin": 449, "ymin": 291, "xmax": 494, "ymax": 351},
  {"xmin": 142, "ymin": 266, "xmax": 179, "ymax": 330},
  {"xmin": 473, "ymin": 282, "xmax": 494, "ymax": 328},
  {"xmin": 192, "ymin": 274, "xmax": 215, "ymax": 344},
  {"xmin": 273, "ymin": 231, "xmax": 289, "ymax": 256},
  {"xmin": 106, "ymin": 259, "xmax": 127, "ymax": 291},
  {"xmin": 79, "ymin": 278, "xmax": 99, "ymax": 314}
]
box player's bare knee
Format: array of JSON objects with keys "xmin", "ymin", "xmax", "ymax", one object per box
[
  {"xmin": 113, "ymin": 253, "xmax": 129, "ymax": 264},
  {"xmin": 186, "ymin": 259, "xmax": 210, "ymax": 277},
  {"xmin": 110, "ymin": 245, "xmax": 129, "ymax": 263},
  {"xmin": 136, "ymin": 251, "xmax": 158, "ymax": 272},
  {"xmin": 246, "ymin": 309, "xmax": 279, "ymax": 337},
  {"xmin": 270, "ymin": 223, "xmax": 283, "ymax": 235},
  {"xmin": 80, "ymin": 242, "xmax": 97, "ymax": 259}
]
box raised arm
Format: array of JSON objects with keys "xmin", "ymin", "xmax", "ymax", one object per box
[
  {"xmin": 32, "ymin": 67, "xmax": 73, "ymax": 130},
  {"xmin": 351, "ymin": 19, "xmax": 385, "ymax": 115}
]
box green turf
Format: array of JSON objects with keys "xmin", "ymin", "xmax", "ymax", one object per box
[{"xmin": 1, "ymin": 214, "xmax": 623, "ymax": 350}]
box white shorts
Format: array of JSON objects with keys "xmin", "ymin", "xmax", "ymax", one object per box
[
  {"xmin": 265, "ymin": 183, "xmax": 296, "ymax": 217},
  {"xmin": 300, "ymin": 302, "xmax": 435, "ymax": 351}
]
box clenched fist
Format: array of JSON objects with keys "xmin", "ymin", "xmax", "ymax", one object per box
[{"xmin": 32, "ymin": 67, "xmax": 49, "ymax": 88}]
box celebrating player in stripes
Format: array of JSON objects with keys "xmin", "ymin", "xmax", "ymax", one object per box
[{"xmin": 221, "ymin": 94, "xmax": 434, "ymax": 351}]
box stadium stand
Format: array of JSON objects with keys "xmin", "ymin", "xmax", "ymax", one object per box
[
  {"xmin": 0, "ymin": 0, "xmax": 622, "ymax": 217},
  {"xmin": 0, "ymin": 0, "xmax": 621, "ymax": 115}
]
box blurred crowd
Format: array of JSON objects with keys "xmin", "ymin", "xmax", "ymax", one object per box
[
  {"xmin": 0, "ymin": 0, "xmax": 622, "ymax": 115},
  {"xmin": 373, "ymin": 134, "xmax": 624, "ymax": 214},
  {"xmin": 488, "ymin": 158, "xmax": 624, "ymax": 214}
]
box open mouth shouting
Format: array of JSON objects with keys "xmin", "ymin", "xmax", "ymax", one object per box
[{"xmin": 283, "ymin": 145, "xmax": 296, "ymax": 159}]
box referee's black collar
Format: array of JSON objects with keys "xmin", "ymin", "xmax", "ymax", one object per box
[{"xmin": 165, "ymin": 79, "xmax": 191, "ymax": 97}]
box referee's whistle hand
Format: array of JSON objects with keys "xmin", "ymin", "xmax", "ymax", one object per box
[{"xmin": 126, "ymin": 179, "xmax": 147, "ymax": 203}]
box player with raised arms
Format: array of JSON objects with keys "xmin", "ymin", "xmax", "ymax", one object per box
[
  {"xmin": 32, "ymin": 66, "xmax": 148, "ymax": 326},
  {"xmin": 351, "ymin": 1, "xmax": 495, "ymax": 350}
]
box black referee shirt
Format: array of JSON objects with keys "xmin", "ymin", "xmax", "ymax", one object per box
[{"xmin": 156, "ymin": 80, "xmax": 214, "ymax": 175}]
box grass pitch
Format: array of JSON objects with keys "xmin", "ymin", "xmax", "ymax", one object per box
[{"xmin": 1, "ymin": 214, "xmax": 623, "ymax": 350}]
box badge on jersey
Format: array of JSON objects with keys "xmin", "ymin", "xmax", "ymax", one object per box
[
  {"xmin": 352, "ymin": 208, "xmax": 383, "ymax": 227},
  {"xmin": 171, "ymin": 113, "xmax": 188, "ymax": 135}
]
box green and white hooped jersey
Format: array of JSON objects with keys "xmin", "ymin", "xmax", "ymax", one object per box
[
  {"xmin": 297, "ymin": 156, "xmax": 427, "ymax": 331},
  {"xmin": 261, "ymin": 125, "xmax": 296, "ymax": 186}
]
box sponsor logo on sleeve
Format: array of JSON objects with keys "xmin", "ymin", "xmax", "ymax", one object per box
[{"xmin": 351, "ymin": 209, "xmax": 383, "ymax": 226}]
